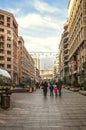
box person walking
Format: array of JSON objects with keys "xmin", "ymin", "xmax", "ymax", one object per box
[
  {"xmin": 54, "ymin": 83, "xmax": 58, "ymax": 97},
  {"xmin": 49, "ymin": 81, "xmax": 54, "ymax": 96},
  {"xmin": 57, "ymin": 79, "xmax": 62, "ymax": 96},
  {"xmin": 42, "ymin": 81, "xmax": 48, "ymax": 96}
]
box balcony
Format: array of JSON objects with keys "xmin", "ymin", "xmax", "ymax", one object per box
[
  {"xmin": 7, "ymin": 23, "xmax": 10, "ymax": 27},
  {"xmin": 83, "ymin": 62, "xmax": 86, "ymax": 69},
  {"xmin": 0, "ymin": 35, "xmax": 4, "ymax": 41},
  {"xmin": 0, "ymin": 21, "xmax": 4, "ymax": 25},
  {"xmin": 64, "ymin": 48, "xmax": 69, "ymax": 54},
  {"xmin": 64, "ymin": 43, "xmax": 68, "ymax": 48},
  {"xmin": 63, "ymin": 37, "xmax": 68, "ymax": 43}
]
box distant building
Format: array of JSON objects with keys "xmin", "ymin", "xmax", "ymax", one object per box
[
  {"xmin": 31, "ymin": 55, "xmax": 40, "ymax": 70},
  {"xmin": 59, "ymin": 34, "xmax": 64, "ymax": 81},
  {"xmin": 40, "ymin": 70, "xmax": 53, "ymax": 80},
  {"xmin": 18, "ymin": 36, "xmax": 35, "ymax": 84},
  {"xmin": 53, "ymin": 53, "xmax": 60, "ymax": 81},
  {"xmin": 31, "ymin": 55, "xmax": 40, "ymax": 82}
]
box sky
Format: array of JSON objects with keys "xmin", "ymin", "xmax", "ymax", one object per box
[{"xmin": 0, "ymin": 0, "xmax": 68, "ymax": 69}]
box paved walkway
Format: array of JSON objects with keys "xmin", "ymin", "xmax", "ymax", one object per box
[{"xmin": 0, "ymin": 88, "xmax": 86, "ymax": 130}]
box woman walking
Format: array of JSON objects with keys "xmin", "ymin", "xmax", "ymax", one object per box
[{"xmin": 54, "ymin": 83, "xmax": 58, "ymax": 97}]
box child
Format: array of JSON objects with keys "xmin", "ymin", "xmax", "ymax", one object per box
[{"xmin": 54, "ymin": 84, "xmax": 58, "ymax": 97}]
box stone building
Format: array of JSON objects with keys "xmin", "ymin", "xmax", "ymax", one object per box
[
  {"xmin": 0, "ymin": 9, "xmax": 18, "ymax": 84},
  {"xmin": 18, "ymin": 36, "xmax": 35, "ymax": 85},
  {"xmin": 31, "ymin": 55, "xmax": 40, "ymax": 82},
  {"xmin": 63, "ymin": 21, "xmax": 69, "ymax": 84},
  {"xmin": 0, "ymin": 10, "xmax": 35, "ymax": 85},
  {"xmin": 53, "ymin": 53, "xmax": 60, "ymax": 81},
  {"xmin": 68, "ymin": 0, "xmax": 86, "ymax": 83},
  {"xmin": 59, "ymin": 34, "xmax": 64, "ymax": 81}
]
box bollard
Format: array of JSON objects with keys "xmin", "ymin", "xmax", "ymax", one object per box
[{"xmin": 1, "ymin": 95, "xmax": 10, "ymax": 109}]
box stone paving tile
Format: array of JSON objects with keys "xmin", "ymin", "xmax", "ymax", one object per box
[
  {"xmin": 0, "ymin": 126, "xmax": 23, "ymax": 130},
  {"xmin": 80, "ymin": 127, "xmax": 86, "ymax": 130},
  {"xmin": 0, "ymin": 88, "xmax": 86, "ymax": 130}
]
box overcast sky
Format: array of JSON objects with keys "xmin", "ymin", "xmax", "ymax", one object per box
[{"xmin": 0, "ymin": 0, "xmax": 68, "ymax": 53}]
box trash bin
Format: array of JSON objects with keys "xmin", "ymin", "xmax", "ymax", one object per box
[{"xmin": 1, "ymin": 95, "xmax": 10, "ymax": 109}]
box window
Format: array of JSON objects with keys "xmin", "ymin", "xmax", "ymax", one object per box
[
  {"xmin": 7, "ymin": 30, "xmax": 11, "ymax": 34},
  {"xmin": 0, "ymin": 43, "xmax": 4, "ymax": 48},
  {"xmin": 0, "ymin": 64, "xmax": 4, "ymax": 68},
  {"xmin": 7, "ymin": 64, "xmax": 11, "ymax": 68},
  {"xmin": 7, "ymin": 37, "xmax": 11, "ymax": 41},
  {"xmin": 7, "ymin": 57, "xmax": 11, "ymax": 61},
  {"xmin": 7, "ymin": 51, "xmax": 11, "ymax": 55},
  {"xmin": 0, "ymin": 35, "xmax": 4, "ymax": 41},
  {"xmin": 0, "ymin": 49, "xmax": 4, "ymax": 53},
  {"xmin": 0, "ymin": 56, "xmax": 4, "ymax": 60},
  {"xmin": 7, "ymin": 17, "xmax": 10, "ymax": 22},
  {"xmin": 0, "ymin": 28, "xmax": 4, "ymax": 32},
  {"xmin": 7, "ymin": 44, "xmax": 11, "ymax": 48}
]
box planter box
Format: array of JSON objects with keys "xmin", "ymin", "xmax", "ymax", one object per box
[
  {"xmin": 79, "ymin": 90, "xmax": 86, "ymax": 96},
  {"xmin": 65, "ymin": 86, "xmax": 70, "ymax": 89},
  {"xmin": 70, "ymin": 87, "xmax": 80, "ymax": 92}
]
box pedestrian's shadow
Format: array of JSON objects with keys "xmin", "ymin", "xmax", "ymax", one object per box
[
  {"xmin": 43, "ymin": 95, "xmax": 47, "ymax": 100},
  {"xmin": 54, "ymin": 95, "xmax": 62, "ymax": 99}
]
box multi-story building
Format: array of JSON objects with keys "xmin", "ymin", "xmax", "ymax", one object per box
[
  {"xmin": 68, "ymin": 0, "xmax": 86, "ymax": 83},
  {"xmin": 63, "ymin": 21, "xmax": 69, "ymax": 83},
  {"xmin": 18, "ymin": 36, "xmax": 35, "ymax": 85},
  {"xmin": 31, "ymin": 55, "xmax": 40, "ymax": 82},
  {"xmin": 53, "ymin": 53, "xmax": 60, "ymax": 81},
  {"xmin": 59, "ymin": 34, "xmax": 64, "ymax": 81},
  {"xmin": 40, "ymin": 70, "xmax": 53, "ymax": 80},
  {"xmin": 0, "ymin": 10, "xmax": 18, "ymax": 84},
  {"xmin": 31, "ymin": 55, "xmax": 40, "ymax": 70}
]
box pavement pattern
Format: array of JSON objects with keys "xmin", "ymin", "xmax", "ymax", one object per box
[{"xmin": 0, "ymin": 88, "xmax": 86, "ymax": 130}]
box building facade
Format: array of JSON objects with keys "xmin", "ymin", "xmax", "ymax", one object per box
[
  {"xmin": 0, "ymin": 10, "xmax": 36, "ymax": 85},
  {"xmin": 31, "ymin": 55, "xmax": 40, "ymax": 82},
  {"xmin": 0, "ymin": 10, "xmax": 18, "ymax": 84},
  {"xmin": 68, "ymin": 0, "xmax": 86, "ymax": 83},
  {"xmin": 59, "ymin": 34, "xmax": 64, "ymax": 81},
  {"xmin": 18, "ymin": 36, "xmax": 35, "ymax": 85},
  {"xmin": 40, "ymin": 70, "xmax": 53, "ymax": 80},
  {"xmin": 53, "ymin": 53, "xmax": 60, "ymax": 81},
  {"xmin": 63, "ymin": 21, "xmax": 69, "ymax": 84}
]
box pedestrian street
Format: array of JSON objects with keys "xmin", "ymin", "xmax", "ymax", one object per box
[{"xmin": 0, "ymin": 88, "xmax": 86, "ymax": 130}]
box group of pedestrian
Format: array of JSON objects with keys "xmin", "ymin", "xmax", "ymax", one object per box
[
  {"xmin": 41, "ymin": 80, "xmax": 62, "ymax": 97},
  {"xmin": 49, "ymin": 81, "xmax": 62, "ymax": 97}
]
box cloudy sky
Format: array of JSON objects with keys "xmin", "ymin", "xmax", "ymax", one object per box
[{"xmin": 0, "ymin": 0, "xmax": 68, "ymax": 69}]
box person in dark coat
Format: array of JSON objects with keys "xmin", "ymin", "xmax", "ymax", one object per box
[
  {"xmin": 49, "ymin": 82, "xmax": 54, "ymax": 96},
  {"xmin": 57, "ymin": 79, "xmax": 62, "ymax": 96},
  {"xmin": 42, "ymin": 81, "xmax": 48, "ymax": 96}
]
